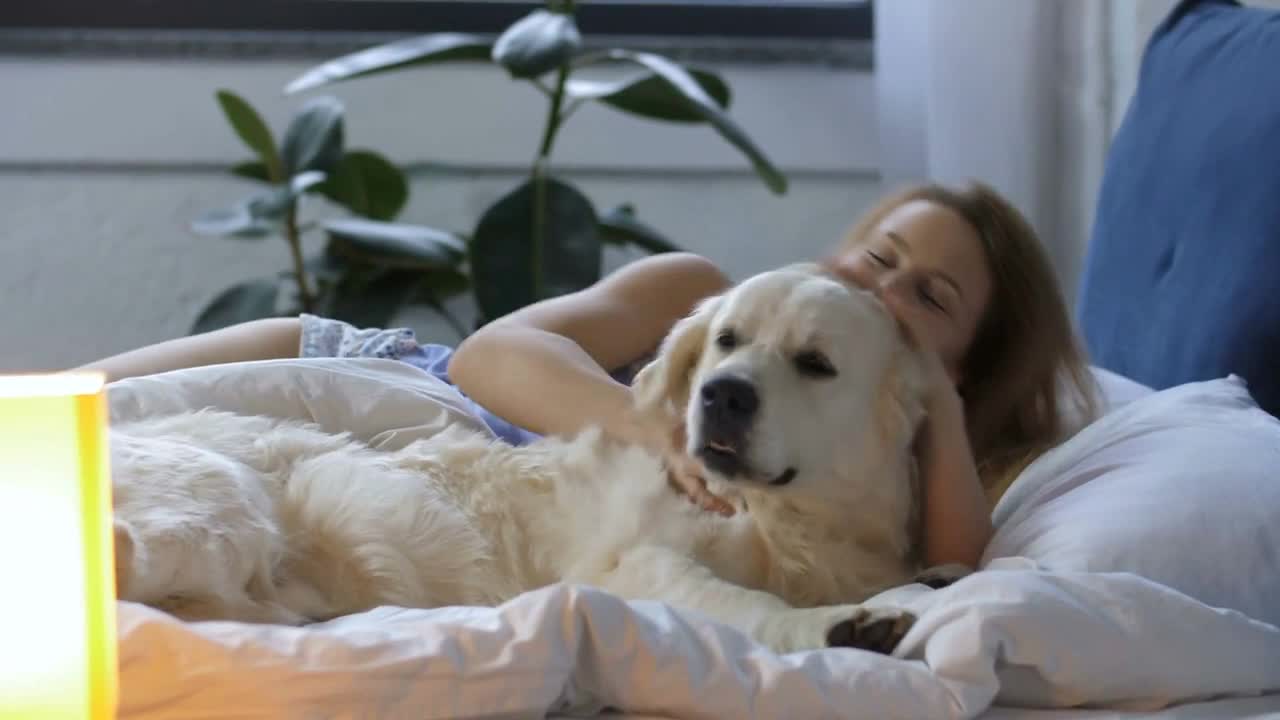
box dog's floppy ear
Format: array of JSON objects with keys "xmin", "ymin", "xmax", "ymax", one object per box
[
  {"xmin": 876, "ymin": 338, "xmax": 932, "ymax": 564},
  {"xmin": 877, "ymin": 333, "xmax": 930, "ymax": 452},
  {"xmin": 632, "ymin": 294, "xmax": 723, "ymax": 424}
]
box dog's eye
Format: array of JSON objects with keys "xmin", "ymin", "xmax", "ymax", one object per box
[
  {"xmin": 794, "ymin": 351, "xmax": 837, "ymax": 378},
  {"xmin": 715, "ymin": 329, "xmax": 738, "ymax": 351}
]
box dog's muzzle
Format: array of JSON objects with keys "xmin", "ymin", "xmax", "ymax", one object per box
[
  {"xmin": 697, "ymin": 375, "xmax": 757, "ymax": 477},
  {"xmin": 696, "ymin": 375, "xmax": 798, "ymax": 486},
  {"xmin": 702, "ymin": 375, "xmax": 758, "ymax": 429}
]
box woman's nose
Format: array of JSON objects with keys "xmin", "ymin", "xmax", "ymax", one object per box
[{"xmin": 861, "ymin": 276, "xmax": 884, "ymax": 297}]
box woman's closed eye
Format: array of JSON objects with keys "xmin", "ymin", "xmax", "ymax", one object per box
[
  {"xmin": 917, "ymin": 281, "xmax": 953, "ymax": 315},
  {"xmin": 866, "ymin": 249, "xmax": 891, "ymax": 267}
]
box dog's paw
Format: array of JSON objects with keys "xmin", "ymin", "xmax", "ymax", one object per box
[
  {"xmin": 912, "ymin": 562, "xmax": 972, "ymax": 590},
  {"xmin": 824, "ymin": 607, "xmax": 916, "ymax": 655}
]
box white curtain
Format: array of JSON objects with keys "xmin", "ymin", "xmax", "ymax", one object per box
[{"xmin": 872, "ymin": 0, "xmax": 1121, "ymax": 306}]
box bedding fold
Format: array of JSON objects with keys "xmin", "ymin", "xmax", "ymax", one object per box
[
  {"xmin": 105, "ymin": 359, "xmax": 1280, "ymax": 719},
  {"xmin": 116, "ymin": 561, "xmax": 1280, "ymax": 719}
]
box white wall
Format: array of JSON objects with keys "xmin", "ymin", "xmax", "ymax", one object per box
[
  {"xmin": 10, "ymin": 1, "xmax": 1274, "ymax": 372},
  {"xmin": 0, "ymin": 54, "xmax": 881, "ymax": 370}
]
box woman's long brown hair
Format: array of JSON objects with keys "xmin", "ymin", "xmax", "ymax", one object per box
[{"xmin": 836, "ymin": 181, "xmax": 1100, "ymax": 503}]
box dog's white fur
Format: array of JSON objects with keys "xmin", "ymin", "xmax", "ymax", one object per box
[{"xmin": 111, "ymin": 263, "xmax": 930, "ymax": 653}]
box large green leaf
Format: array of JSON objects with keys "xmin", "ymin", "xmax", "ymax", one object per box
[
  {"xmin": 414, "ymin": 267, "xmax": 473, "ymax": 340},
  {"xmin": 322, "ymin": 267, "xmax": 421, "ymax": 329},
  {"xmin": 595, "ymin": 50, "xmax": 787, "ymax": 195},
  {"xmin": 191, "ymin": 201, "xmax": 276, "ymax": 238},
  {"xmin": 470, "ymin": 176, "xmax": 601, "ymax": 322},
  {"xmin": 215, "ymin": 90, "xmax": 283, "ymax": 182},
  {"xmin": 237, "ymin": 151, "xmax": 406, "ymax": 221},
  {"xmin": 296, "ymin": 250, "xmax": 347, "ymax": 284},
  {"xmin": 289, "ymin": 170, "xmax": 329, "ymax": 195},
  {"xmin": 191, "ymin": 280, "xmax": 280, "ymax": 333},
  {"xmin": 192, "ymin": 172, "xmax": 324, "ymax": 238},
  {"xmin": 324, "ymin": 218, "xmax": 466, "ymax": 269},
  {"xmin": 251, "ymin": 171, "xmax": 327, "ymax": 220},
  {"xmin": 285, "ymin": 33, "xmax": 493, "ymax": 94},
  {"xmin": 565, "ymin": 68, "xmax": 731, "ymax": 123},
  {"xmin": 316, "ymin": 150, "xmax": 409, "ymax": 221},
  {"xmin": 491, "ymin": 9, "xmax": 581, "ymax": 79},
  {"xmin": 598, "ymin": 204, "xmax": 681, "ymax": 254},
  {"xmin": 230, "ymin": 160, "xmax": 271, "ymax": 183},
  {"xmin": 416, "ymin": 266, "xmax": 471, "ymax": 303},
  {"xmin": 281, "ymin": 96, "xmax": 345, "ymax": 176}
]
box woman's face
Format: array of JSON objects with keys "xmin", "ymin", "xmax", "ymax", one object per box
[{"xmin": 828, "ymin": 199, "xmax": 994, "ymax": 383}]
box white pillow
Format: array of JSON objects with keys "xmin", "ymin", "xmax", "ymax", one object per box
[
  {"xmin": 1091, "ymin": 365, "xmax": 1154, "ymax": 411},
  {"xmin": 1057, "ymin": 366, "xmax": 1154, "ymax": 435},
  {"xmin": 985, "ymin": 375, "xmax": 1280, "ymax": 629}
]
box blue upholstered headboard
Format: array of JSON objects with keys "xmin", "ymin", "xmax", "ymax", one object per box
[{"xmin": 1077, "ymin": 0, "xmax": 1280, "ymax": 417}]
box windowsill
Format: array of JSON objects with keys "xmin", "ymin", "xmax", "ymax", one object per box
[
  {"xmin": 0, "ymin": 28, "xmax": 873, "ymax": 70},
  {"xmin": 0, "ymin": 26, "xmax": 878, "ymax": 174}
]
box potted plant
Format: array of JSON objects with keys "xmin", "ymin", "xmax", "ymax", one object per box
[{"xmin": 192, "ymin": 0, "xmax": 787, "ymax": 336}]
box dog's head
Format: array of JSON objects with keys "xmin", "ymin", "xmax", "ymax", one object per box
[{"xmin": 634, "ymin": 263, "xmax": 929, "ymax": 505}]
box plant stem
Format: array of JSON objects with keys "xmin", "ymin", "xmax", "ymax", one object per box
[
  {"xmin": 284, "ymin": 203, "xmax": 316, "ymax": 313},
  {"xmin": 531, "ymin": 77, "xmax": 554, "ymax": 98},
  {"xmin": 531, "ymin": 60, "xmax": 570, "ymax": 303},
  {"xmin": 537, "ymin": 63, "xmax": 570, "ymax": 167},
  {"xmin": 559, "ymin": 97, "xmax": 585, "ymax": 125}
]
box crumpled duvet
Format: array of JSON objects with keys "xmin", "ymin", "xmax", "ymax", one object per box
[
  {"xmin": 105, "ymin": 359, "xmax": 1280, "ymax": 719},
  {"xmin": 115, "ymin": 557, "xmax": 1280, "ymax": 719}
]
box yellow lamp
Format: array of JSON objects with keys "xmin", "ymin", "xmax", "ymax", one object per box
[{"xmin": 0, "ymin": 372, "xmax": 118, "ymax": 720}]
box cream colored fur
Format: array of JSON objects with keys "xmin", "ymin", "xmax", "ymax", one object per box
[{"xmin": 111, "ymin": 263, "xmax": 930, "ymax": 653}]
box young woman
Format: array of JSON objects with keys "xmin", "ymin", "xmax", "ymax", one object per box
[{"xmin": 80, "ymin": 181, "xmax": 1098, "ymax": 571}]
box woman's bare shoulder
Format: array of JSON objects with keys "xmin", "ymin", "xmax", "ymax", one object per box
[{"xmin": 471, "ymin": 252, "xmax": 730, "ymax": 373}]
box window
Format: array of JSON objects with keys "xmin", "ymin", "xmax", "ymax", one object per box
[{"xmin": 1, "ymin": 1, "xmax": 872, "ymax": 41}]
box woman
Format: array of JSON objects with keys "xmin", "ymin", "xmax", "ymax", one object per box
[{"xmin": 80, "ymin": 181, "xmax": 1098, "ymax": 571}]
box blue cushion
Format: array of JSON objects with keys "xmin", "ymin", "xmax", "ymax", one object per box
[{"xmin": 1077, "ymin": 0, "xmax": 1280, "ymax": 417}]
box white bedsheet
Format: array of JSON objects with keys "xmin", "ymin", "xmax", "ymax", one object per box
[
  {"xmin": 977, "ymin": 695, "xmax": 1280, "ymax": 720},
  {"xmin": 106, "ymin": 359, "xmax": 1280, "ymax": 719},
  {"xmin": 116, "ymin": 562, "xmax": 1280, "ymax": 719}
]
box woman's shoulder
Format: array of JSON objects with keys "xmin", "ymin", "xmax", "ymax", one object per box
[
  {"xmin": 602, "ymin": 252, "xmax": 731, "ymax": 300},
  {"xmin": 596, "ymin": 253, "xmax": 729, "ymax": 380}
]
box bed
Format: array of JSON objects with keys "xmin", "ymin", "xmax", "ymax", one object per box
[{"xmin": 108, "ymin": 1, "xmax": 1280, "ymax": 717}]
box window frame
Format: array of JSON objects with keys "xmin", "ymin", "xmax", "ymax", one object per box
[{"xmin": 0, "ymin": 1, "xmax": 872, "ymax": 41}]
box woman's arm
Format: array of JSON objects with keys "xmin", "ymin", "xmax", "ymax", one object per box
[
  {"xmin": 861, "ymin": 286, "xmax": 993, "ymax": 570},
  {"xmin": 448, "ymin": 252, "xmax": 730, "ymax": 450},
  {"xmin": 916, "ymin": 386, "xmax": 994, "ymax": 569},
  {"xmin": 75, "ymin": 317, "xmax": 303, "ymax": 383}
]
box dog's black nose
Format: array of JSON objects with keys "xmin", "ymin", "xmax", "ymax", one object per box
[{"xmin": 701, "ymin": 376, "xmax": 759, "ymax": 428}]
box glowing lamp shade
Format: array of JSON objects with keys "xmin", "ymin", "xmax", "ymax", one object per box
[{"xmin": 0, "ymin": 373, "xmax": 118, "ymax": 720}]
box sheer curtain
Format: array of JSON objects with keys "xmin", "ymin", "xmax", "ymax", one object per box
[{"xmin": 872, "ymin": 0, "xmax": 1116, "ymax": 305}]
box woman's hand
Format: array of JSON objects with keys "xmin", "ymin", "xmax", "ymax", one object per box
[
  {"xmin": 652, "ymin": 420, "xmax": 736, "ymax": 517},
  {"xmin": 914, "ymin": 339, "xmax": 966, "ymax": 421},
  {"xmin": 878, "ymin": 292, "xmax": 961, "ymax": 410},
  {"xmin": 880, "ymin": 294, "xmax": 992, "ymax": 569}
]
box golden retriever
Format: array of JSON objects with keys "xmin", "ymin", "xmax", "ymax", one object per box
[{"xmin": 110, "ymin": 263, "xmax": 932, "ymax": 654}]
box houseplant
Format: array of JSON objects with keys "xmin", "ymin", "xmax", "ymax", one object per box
[
  {"xmin": 193, "ymin": 0, "xmax": 788, "ymax": 336},
  {"xmin": 191, "ymin": 90, "xmax": 473, "ymax": 336}
]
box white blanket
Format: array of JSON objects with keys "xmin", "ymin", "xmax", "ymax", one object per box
[
  {"xmin": 107, "ymin": 359, "xmax": 1280, "ymax": 719},
  {"xmin": 115, "ymin": 566, "xmax": 1280, "ymax": 719}
]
